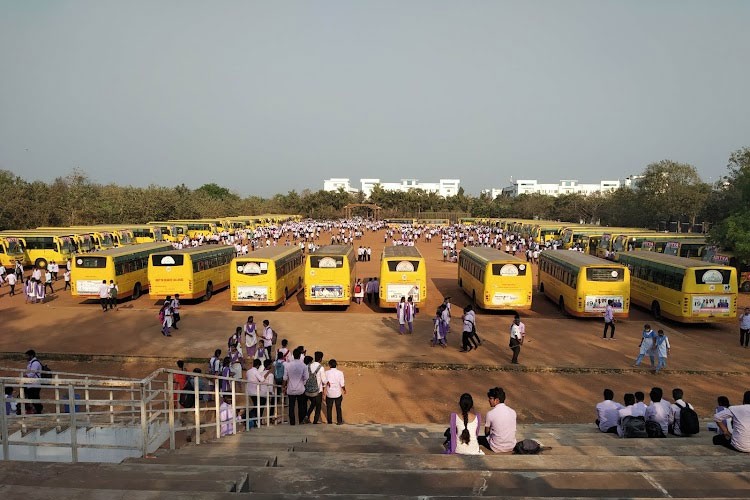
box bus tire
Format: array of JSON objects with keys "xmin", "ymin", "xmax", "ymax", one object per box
[
  {"xmin": 205, "ymin": 282, "xmax": 213, "ymax": 301},
  {"xmin": 35, "ymin": 258, "xmax": 48, "ymax": 269},
  {"xmin": 282, "ymin": 288, "xmax": 288, "ymax": 306},
  {"xmin": 558, "ymin": 297, "xmax": 566, "ymax": 315},
  {"xmin": 458, "ymin": 278, "xmax": 462, "ymax": 288},
  {"xmin": 539, "ymin": 282, "xmax": 544, "ymax": 293},
  {"xmin": 651, "ymin": 301, "xmax": 661, "ymax": 320},
  {"xmin": 472, "ymin": 291, "xmax": 478, "ymax": 308},
  {"xmin": 298, "ymin": 277, "xmax": 302, "ymax": 292},
  {"xmin": 132, "ymin": 283, "xmax": 142, "ymax": 300},
  {"xmin": 742, "ymin": 281, "xmax": 750, "ymax": 293}
]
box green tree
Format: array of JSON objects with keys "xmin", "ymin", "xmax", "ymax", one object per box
[{"xmin": 636, "ymin": 160, "xmax": 709, "ymax": 230}]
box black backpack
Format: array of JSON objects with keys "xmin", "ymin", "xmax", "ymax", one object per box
[
  {"xmin": 622, "ymin": 416, "xmax": 647, "ymax": 438},
  {"xmin": 645, "ymin": 420, "xmax": 665, "ymax": 438},
  {"xmin": 677, "ymin": 402, "xmax": 700, "ymax": 435},
  {"xmin": 513, "ymin": 439, "xmax": 543, "ymax": 454}
]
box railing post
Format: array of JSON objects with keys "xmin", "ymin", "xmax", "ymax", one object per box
[
  {"xmin": 167, "ymin": 372, "xmax": 175, "ymax": 450},
  {"xmin": 68, "ymin": 385, "xmax": 78, "ymax": 463},
  {"xmin": 231, "ymin": 379, "xmax": 237, "ymax": 435},
  {"xmin": 214, "ymin": 378, "xmax": 220, "ymax": 439},
  {"xmin": 19, "ymin": 385, "xmax": 26, "ymax": 434},
  {"xmin": 54, "ymin": 375, "xmax": 61, "ymax": 432},
  {"xmin": 0, "ymin": 381, "xmax": 8, "ymax": 461},
  {"xmin": 109, "ymin": 390, "xmax": 114, "ymax": 425},
  {"xmin": 139, "ymin": 383, "xmax": 148, "ymax": 458},
  {"xmin": 193, "ymin": 375, "xmax": 200, "ymax": 445},
  {"xmin": 265, "ymin": 388, "xmax": 270, "ymax": 426},
  {"xmin": 84, "ymin": 377, "xmax": 91, "ymax": 424}
]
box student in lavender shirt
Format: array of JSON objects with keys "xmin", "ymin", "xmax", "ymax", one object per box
[{"xmin": 595, "ymin": 388, "xmax": 623, "ymax": 434}]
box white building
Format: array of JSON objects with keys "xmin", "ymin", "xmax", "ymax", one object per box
[
  {"xmin": 323, "ymin": 178, "xmax": 460, "ymax": 198},
  {"xmin": 322, "ymin": 178, "xmax": 359, "ymax": 194},
  {"xmin": 486, "ymin": 179, "xmax": 622, "ymax": 198}
]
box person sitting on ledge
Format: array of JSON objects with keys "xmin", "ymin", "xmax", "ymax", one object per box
[
  {"xmin": 444, "ymin": 393, "xmax": 484, "ymax": 455},
  {"xmin": 714, "ymin": 390, "xmax": 750, "ymax": 452},
  {"xmin": 595, "ymin": 389, "xmax": 623, "ymax": 434}
]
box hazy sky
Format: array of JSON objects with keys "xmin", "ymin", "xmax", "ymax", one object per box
[{"xmin": 1, "ymin": 1, "xmax": 748, "ymax": 196}]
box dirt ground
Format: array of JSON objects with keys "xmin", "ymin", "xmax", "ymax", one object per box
[{"xmin": 2, "ymin": 225, "xmax": 749, "ymax": 426}]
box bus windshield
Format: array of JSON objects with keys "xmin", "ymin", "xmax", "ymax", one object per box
[
  {"xmin": 309, "ymin": 256, "xmax": 345, "ymax": 268},
  {"xmin": 5, "ymin": 239, "xmax": 22, "ymax": 254},
  {"xmin": 695, "ymin": 269, "xmax": 733, "ymax": 286},
  {"xmin": 586, "ymin": 267, "xmax": 624, "ymax": 281},
  {"xmin": 151, "ymin": 255, "xmax": 185, "ymax": 266},
  {"xmin": 491, "ymin": 263, "xmax": 528, "ymax": 276},
  {"xmin": 76, "ymin": 256, "xmax": 107, "ymax": 268},
  {"xmin": 386, "ymin": 260, "xmax": 420, "ymax": 272},
  {"xmin": 235, "ymin": 261, "xmax": 268, "ymax": 275},
  {"xmin": 60, "ymin": 237, "xmax": 75, "ymax": 254}
]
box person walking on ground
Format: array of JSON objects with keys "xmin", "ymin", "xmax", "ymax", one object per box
[
  {"xmin": 461, "ymin": 304, "xmax": 480, "ymax": 352},
  {"xmin": 740, "ymin": 307, "xmax": 750, "ymax": 348},
  {"xmin": 159, "ymin": 301, "xmax": 173, "ymax": 336},
  {"xmin": 442, "ymin": 297, "xmax": 452, "ymax": 334},
  {"xmin": 108, "ymin": 280, "xmax": 118, "ymax": 310},
  {"xmin": 714, "ymin": 390, "xmax": 750, "ymax": 452},
  {"xmin": 654, "ymin": 329, "xmax": 670, "ymax": 373},
  {"xmin": 171, "ymin": 294, "xmax": 181, "ymax": 329},
  {"xmin": 405, "ymin": 296, "xmax": 416, "ymax": 334},
  {"xmin": 7, "ymin": 271, "xmax": 16, "ymax": 296},
  {"xmin": 432, "ymin": 305, "xmax": 448, "ymax": 348},
  {"xmin": 509, "ymin": 315, "xmax": 524, "ymax": 364},
  {"xmin": 396, "ymin": 296, "xmax": 407, "ymax": 334},
  {"xmin": 44, "ymin": 268, "xmax": 54, "ymax": 295},
  {"xmin": 63, "ymin": 269, "xmax": 70, "ymax": 291},
  {"xmin": 602, "ymin": 299, "xmax": 616, "ymax": 339},
  {"xmin": 353, "ymin": 279, "xmax": 364, "ymax": 304},
  {"xmin": 262, "ymin": 320, "xmax": 274, "ymax": 359},
  {"xmin": 98, "ymin": 280, "xmax": 109, "ymax": 312},
  {"xmin": 325, "ymin": 359, "xmax": 346, "ymax": 425},
  {"xmin": 304, "ymin": 351, "xmax": 327, "ymax": 424},
  {"xmin": 634, "ymin": 324, "xmax": 656, "ymax": 367}
]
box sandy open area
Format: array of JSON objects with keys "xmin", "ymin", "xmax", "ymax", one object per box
[{"xmin": 2, "ymin": 226, "xmax": 749, "ymax": 425}]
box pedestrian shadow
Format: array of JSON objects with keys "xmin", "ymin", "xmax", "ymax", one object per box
[{"xmin": 381, "ymin": 317, "xmax": 400, "ymax": 332}]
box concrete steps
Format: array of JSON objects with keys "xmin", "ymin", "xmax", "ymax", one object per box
[{"xmin": 2, "ymin": 421, "xmax": 747, "ymax": 498}]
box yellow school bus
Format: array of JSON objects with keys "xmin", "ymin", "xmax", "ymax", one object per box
[
  {"xmin": 538, "ymin": 250, "xmax": 630, "ymax": 318},
  {"xmin": 379, "ymin": 246, "xmax": 427, "ymax": 309},
  {"xmin": 38, "ymin": 227, "xmax": 118, "ymax": 251},
  {"xmin": 230, "ymin": 246, "xmax": 304, "ymax": 307},
  {"xmin": 72, "ymin": 242, "xmax": 173, "ymax": 300},
  {"xmin": 0, "ymin": 230, "xmax": 78, "ymax": 269},
  {"xmin": 148, "ymin": 245, "xmax": 234, "ymax": 301},
  {"xmin": 102, "ymin": 225, "xmax": 163, "ymax": 244},
  {"xmin": 148, "ymin": 222, "xmax": 188, "ymax": 243},
  {"xmin": 0, "ymin": 237, "xmax": 26, "ymax": 267},
  {"xmin": 167, "ymin": 220, "xmax": 218, "ymax": 239},
  {"xmin": 458, "ymin": 247, "xmax": 533, "ymax": 310},
  {"xmin": 303, "ymin": 245, "xmax": 356, "ymax": 307},
  {"xmin": 617, "ymin": 252, "xmax": 737, "ymax": 323}
]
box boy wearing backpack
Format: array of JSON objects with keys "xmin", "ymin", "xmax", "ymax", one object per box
[{"xmin": 670, "ymin": 388, "xmax": 700, "ymax": 436}]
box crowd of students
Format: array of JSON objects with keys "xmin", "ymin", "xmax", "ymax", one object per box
[{"xmin": 595, "ymin": 387, "xmax": 750, "ymax": 453}]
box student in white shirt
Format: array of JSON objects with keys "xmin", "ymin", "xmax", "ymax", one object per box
[
  {"xmin": 595, "ymin": 389, "xmax": 623, "ymax": 433},
  {"xmin": 325, "ymin": 359, "xmax": 346, "ymax": 425},
  {"xmin": 669, "ymin": 388, "xmax": 695, "ymax": 436},
  {"xmin": 481, "ymin": 386, "xmax": 517, "ymax": 453},
  {"xmin": 714, "ymin": 390, "xmax": 750, "ymax": 452},
  {"xmin": 617, "ymin": 393, "xmax": 638, "ymax": 437},
  {"xmin": 98, "ymin": 280, "xmax": 109, "ymax": 312},
  {"xmin": 632, "ymin": 391, "xmax": 648, "ymax": 416},
  {"xmin": 304, "ymin": 351, "xmax": 327, "ymax": 424},
  {"xmin": 645, "ymin": 387, "xmax": 672, "ymax": 435}
]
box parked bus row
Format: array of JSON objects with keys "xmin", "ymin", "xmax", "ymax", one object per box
[{"xmin": 66, "ymin": 242, "xmax": 428, "ymax": 310}]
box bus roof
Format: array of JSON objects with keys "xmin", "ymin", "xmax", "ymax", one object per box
[
  {"xmin": 460, "ymin": 247, "xmax": 526, "ymax": 264},
  {"xmin": 313, "ymin": 245, "xmax": 354, "ymax": 256},
  {"xmin": 383, "ymin": 246, "xmax": 423, "ymax": 259},
  {"xmin": 541, "ymin": 250, "xmax": 623, "ymax": 268},
  {"xmin": 151, "ymin": 245, "xmax": 235, "ymax": 257},
  {"xmin": 617, "ymin": 251, "xmax": 731, "ymax": 270},
  {"xmin": 81, "ymin": 242, "xmax": 173, "ymax": 258},
  {"xmin": 239, "ymin": 246, "xmax": 301, "ymax": 260}
]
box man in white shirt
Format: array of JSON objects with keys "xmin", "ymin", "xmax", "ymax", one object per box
[
  {"xmin": 325, "ymin": 358, "xmax": 346, "ymax": 425},
  {"xmin": 509, "ymin": 315, "xmax": 524, "ymax": 364},
  {"xmin": 714, "ymin": 390, "xmax": 750, "ymax": 452},
  {"xmin": 245, "ymin": 358, "xmax": 267, "ymax": 426},
  {"xmin": 740, "ymin": 308, "xmax": 750, "ymax": 348},
  {"xmin": 481, "ymin": 386, "xmax": 517, "ymax": 453},
  {"xmin": 107, "ymin": 280, "xmax": 118, "ymax": 310},
  {"xmin": 283, "ymin": 347, "xmax": 308, "ymax": 426},
  {"xmin": 632, "ymin": 391, "xmax": 648, "ymax": 416},
  {"xmin": 7, "ymin": 272, "xmax": 17, "ymax": 296},
  {"xmin": 595, "ymin": 389, "xmax": 623, "ymax": 433},
  {"xmin": 171, "ymin": 294, "xmax": 181, "ymax": 329},
  {"xmin": 645, "ymin": 387, "xmax": 672, "ymax": 435},
  {"xmin": 602, "ymin": 299, "xmax": 615, "ymax": 339},
  {"xmin": 617, "ymin": 393, "xmax": 639, "ymax": 437},
  {"xmin": 98, "ymin": 280, "xmax": 109, "ymax": 312},
  {"xmin": 669, "ymin": 388, "xmax": 696, "ymax": 436}
]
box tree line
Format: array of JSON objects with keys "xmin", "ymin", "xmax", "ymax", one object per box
[{"xmin": 1, "ymin": 147, "xmax": 748, "ymax": 261}]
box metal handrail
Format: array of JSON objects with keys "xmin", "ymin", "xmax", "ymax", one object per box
[{"xmin": 1, "ymin": 366, "xmax": 288, "ymax": 463}]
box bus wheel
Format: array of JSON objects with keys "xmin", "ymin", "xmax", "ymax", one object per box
[
  {"xmin": 539, "ymin": 282, "xmax": 544, "ymax": 293},
  {"xmin": 205, "ymin": 282, "xmax": 213, "ymax": 301},
  {"xmin": 458, "ymin": 278, "xmax": 462, "ymax": 288},
  {"xmin": 298, "ymin": 277, "xmax": 302, "ymax": 292},
  {"xmin": 282, "ymin": 288, "xmax": 288, "ymax": 306},
  {"xmin": 742, "ymin": 281, "xmax": 750, "ymax": 293},
  {"xmin": 132, "ymin": 283, "xmax": 142, "ymax": 300},
  {"xmin": 558, "ymin": 297, "xmax": 566, "ymax": 315},
  {"xmin": 651, "ymin": 301, "xmax": 661, "ymax": 320},
  {"xmin": 472, "ymin": 291, "xmax": 478, "ymax": 308},
  {"xmin": 35, "ymin": 258, "xmax": 48, "ymax": 269}
]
